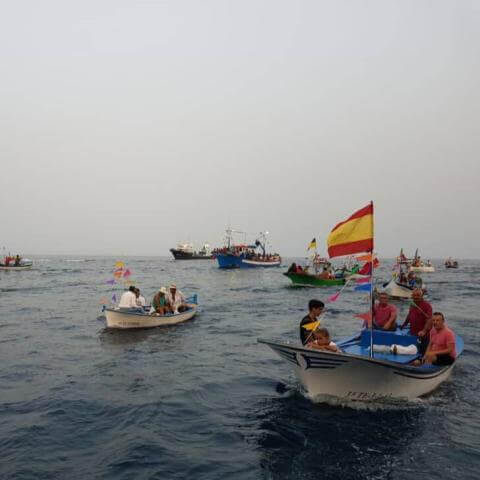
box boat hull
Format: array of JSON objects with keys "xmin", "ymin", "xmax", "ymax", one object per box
[
  {"xmin": 378, "ymin": 279, "xmax": 415, "ymax": 299},
  {"xmin": 258, "ymin": 339, "xmax": 457, "ymax": 401},
  {"xmin": 0, "ymin": 264, "xmax": 33, "ymax": 271},
  {"xmin": 216, "ymin": 253, "xmax": 281, "ymax": 269},
  {"xmin": 170, "ymin": 249, "xmax": 213, "ymax": 260},
  {"xmin": 283, "ymin": 272, "xmax": 345, "ymax": 287},
  {"xmin": 105, "ymin": 305, "xmax": 197, "ymax": 329},
  {"xmin": 409, "ymin": 266, "xmax": 435, "ymax": 273}
]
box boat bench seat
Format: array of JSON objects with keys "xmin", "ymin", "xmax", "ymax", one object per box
[{"xmin": 343, "ymin": 344, "xmax": 419, "ymax": 364}]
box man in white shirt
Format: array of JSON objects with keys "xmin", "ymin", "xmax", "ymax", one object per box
[
  {"xmin": 118, "ymin": 286, "xmax": 139, "ymax": 309},
  {"xmin": 166, "ymin": 284, "xmax": 187, "ymax": 313}
]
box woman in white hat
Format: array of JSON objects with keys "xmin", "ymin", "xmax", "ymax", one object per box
[{"xmin": 151, "ymin": 287, "xmax": 171, "ymax": 315}]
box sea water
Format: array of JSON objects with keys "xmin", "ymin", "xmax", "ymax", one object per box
[{"xmin": 0, "ymin": 257, "xmax": 479, "ymax": 479}]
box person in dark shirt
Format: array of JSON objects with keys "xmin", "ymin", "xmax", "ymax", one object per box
[{"xmin": 300, "ymin": 299, "xmax": 325, "ymax": 345}]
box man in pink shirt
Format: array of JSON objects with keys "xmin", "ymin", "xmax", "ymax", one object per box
[
  {"xmin": 423, "ymin": 312, "xmax": 456, "ymax": 366},
  {"xmin": 373, "ymin": 293, "xmax": 397, "ymax": 331}
]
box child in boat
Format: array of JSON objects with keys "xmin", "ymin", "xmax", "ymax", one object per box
[{"xmin": 307, "ymin": 327, "xmax": 341, "ymax": 353}]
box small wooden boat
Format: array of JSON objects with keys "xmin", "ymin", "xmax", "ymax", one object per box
[
  {"xmin": 377, "ymin": 279, "xmax": 426, "ymax": 300},
  {"xmin": 283, "ymin": 272, "xmax": 345, "ymax": 287},
  {"xmin": 259, "ymin": 328, "xmax": 463, "ymax": 401},
  {"xmin": 445, "ymin": 258, "xmax": 459, "ymax": 269},
  {"xmin": 105, "ymin": 303, "xmax": 197, "ymax": 329}
]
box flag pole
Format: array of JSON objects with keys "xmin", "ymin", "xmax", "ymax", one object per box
[{"xmin": 369, "ymin": 201, "xmax": 375, "ymax": 359}]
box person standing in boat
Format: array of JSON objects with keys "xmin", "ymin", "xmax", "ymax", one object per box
[
  {"xmin": 418, "ymin": 312, "xmax": 456, "ymax": 366},
  {"xmin": 300, "ymin": 299, "xmax": 324, "ymax": 345},
  {"xmin": 373, "ymin": 293, "xmax": 397, "ymax": 331},
  {"xmin": 166, "ymin": 284, "xmax": 188, "ymax": 313},
  {"xmin": 401, "ymin": 288, "xmax": 432, "ymax": 352},
  {"xmin": 14, "ymin": 255, "xmax": 21, "ymax": 266}
]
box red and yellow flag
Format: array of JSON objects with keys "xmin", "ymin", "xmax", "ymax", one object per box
[{"xmin": 327, "ymin": 203, "xmax": 374, "ymax": 258}]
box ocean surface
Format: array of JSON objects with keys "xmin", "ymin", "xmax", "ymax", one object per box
[{"xmin": 0, "ymin": 256, "xmax": 479, "ymax": 480}]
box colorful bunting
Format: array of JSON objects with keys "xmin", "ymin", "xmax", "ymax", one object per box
[
  {"xmin": 355, "ymin": 277, "xmax": 371, "ymax": 284},
  {"xmin": 354, "ymin": 283, "xmax": 371, "ymax": 292},
  {"xmin": 303, "ymin": 320, "xmax": 320, "ymax": 331},
  {"xmin": 355, "ymin": 312, "xmax": 372, "ymax": 327},
  {"xmin": 123, "ymin": 269, "xmax": 131, "ymax": 277},
  {"xmin": 113, "ymin": 270, "xmax": 123, "ymax": 279},
  {"xmin": 327, "ymin": 292, "xmax": 340, "ymax": 303},
  {"xmin": 356, "ymin": 253, "xmax": 373, "ymax": 262},
  {"xmin": 115, "ymin": 261, "xmax": 125, "ymax": 268},
  {"xmin": 106, "ymin": 279, "xmax": 116, "ymax": 285}
]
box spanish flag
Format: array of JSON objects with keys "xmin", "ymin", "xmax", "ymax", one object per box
[
  {"xmin": 307, "ymin": 238, "xmax": 317, "ymax": 251},
  {"xmin": 327, "ymin": 203, "xmax": 374, "ymax": 258}
]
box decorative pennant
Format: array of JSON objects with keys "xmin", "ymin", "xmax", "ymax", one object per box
[
  {"xmin": 355, "ymin": 277, "xmax": 371, "ymax": 284},
  {"xmin": 327, "ymin": 292, "xmax": 340, "ymax": 303},
  {"xmin": 354, "ymin": 283, "xmax": 371, "ymax": 292},
  {"xmin": 303, "ymin": 320, "xmax": 320, "ymax": 331},
  {"xmin": 355, "ymin": 312, "xmax": 372, "ymax": 327},
  {"xmin": 106, "ymin": 279, "xmax": 116, "ymax": 285},
  {"xmin": 123, "ymin": 269, "xmax": 131, "ymax": 278},
  {"xmin": 113, "ymin": 270, "xmax": 123, "ymax": 279}
]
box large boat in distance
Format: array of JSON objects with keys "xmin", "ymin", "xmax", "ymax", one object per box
[
  {"xmin": 216, "ymin": 229, "xmax": 281, "ymax": 268},
  {"xmin": 170, "ymin": 242, "xmax": 213, "ymax": 260}
]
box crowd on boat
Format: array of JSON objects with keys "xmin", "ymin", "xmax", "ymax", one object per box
[
  {"xmin": 1, "ymin": 254, "xmax": 23, "ymax": 267},
  {"xmin": 299, "ymin": 287, "xmax": 457, "ymax": 367},
  {"xmin": 117, "ymin": 284, "xmax": 188, "ymax": 315}
]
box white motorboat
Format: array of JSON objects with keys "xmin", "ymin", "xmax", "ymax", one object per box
[
  {"xmin": 259, "ymin": 329, "xmax": 463, "ymax": 401},
  {"xmin": 377, "ymin": 279, "xmax": 426, "ymax": 300},
  {"xmin": 105, "ymin": 303, "xmax": 197, "ymax": 329}
]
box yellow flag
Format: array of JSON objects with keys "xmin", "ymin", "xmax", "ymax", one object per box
[{"xmin": 115, "ymin": 261, "xmax": 125, "ymax": 268}]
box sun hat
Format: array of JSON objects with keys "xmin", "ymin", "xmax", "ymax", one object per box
[
  {"xmin": 169, "ymin": 283, "xmax": 177, "ymax": 289},
  {"xmin": 159, "ymin": 287, "xmax": 167, "ymax": 294}
]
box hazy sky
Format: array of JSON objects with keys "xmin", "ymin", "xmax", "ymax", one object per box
[{"xmin": 2, "ymin": 1, "xmax": 479, "ymax": 257}]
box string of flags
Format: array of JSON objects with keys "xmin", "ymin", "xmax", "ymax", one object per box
[{"xmin": 99, "ymin": 261, "xmax": 135, "ymax": 305}]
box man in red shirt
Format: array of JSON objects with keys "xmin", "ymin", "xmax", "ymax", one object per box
[
  {"xmin": 423, "ymin": 312, "xmax": 456, "ymax": 366},
  {"xmin": 401, "ymin": 289, "xmax": 432, "ymax": 353},
  {"xmin": 373, "ymin": 292, "xmax": 397, "ymax": 331}
]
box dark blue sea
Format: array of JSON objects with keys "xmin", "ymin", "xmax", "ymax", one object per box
[{"xmin": 1, "ymin": 257, "xmax": 479, "ymax": 479}]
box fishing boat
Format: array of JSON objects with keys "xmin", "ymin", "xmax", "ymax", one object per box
[
  {"xmin": 216, "ymin": 230, "xmax": 281, "ymax": 269},
  {"xmin": 258, "ymin": 328, "xmax": 463, "ymax": 401},
  {"xmin": 409, "ymin": 250, "xmax": 435, "ymax": 273},
  {"xmin": 445, "ymin": 258, "xmax": 459, "ymax": 269},
  {"xmin": 0, "ymin": 264, "xmax": 33, "ymax": 271},
  {"xmin": 259, "ymin": 203, "xmax": 462, "ymax": 401},
  {"xmin": 170, "ymin": 242, "xmax": 213, "ymax": 260},
  {"xmin": 0, "ymin": 255, "xmax": 33, "ymax": 271},
  {"xmin": 283, "ymin": 271, "xmax": 345, "ymax": 287},
  {"xmin": 104, "ymin": 296, "xmax": 198, "ymax": 329}
]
